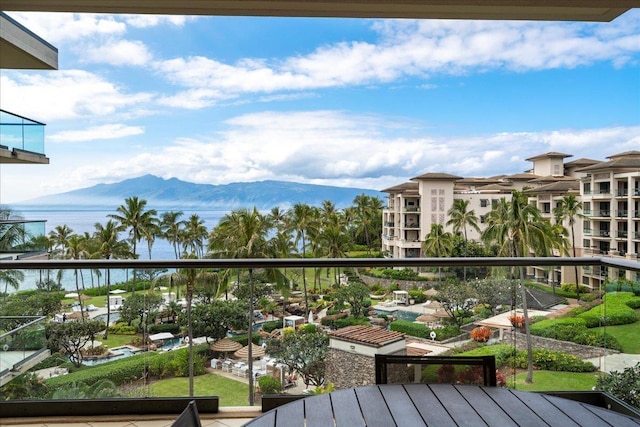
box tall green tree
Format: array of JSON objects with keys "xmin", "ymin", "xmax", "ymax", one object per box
[
  {"xmin": 93, "ymin": 220, "xmax": 127, "ymax": 338},
  {"xmin": 481, "ymin": 191, "xmax": 560, "ymax": 384},
  {"xmin": 447, "ymin": 199, "xmax": 481, "ymax": 282},
  {"xmin": 352, "ymin": 194, "xmax": 383, "ymax": 254},
  {"xmin": 108, "ymin": 197, "xmax": 158, "ymax": 295},
  {"xmin": 1, "ymin": 270, "xmax": 25, "ymax": 301},
  {"xmin": 422, "ymin": 223, "xmax": 455, "ymax": 282},
  {"xmin": 182, "ymin": 214, "xmax": 208, "ymax": 258},
  {"xmin": 287, "ymin": 203, "xmax": 319, "ymax": 317},
  {"xmin": 160, "ymin": 211, "xmax": 185, "ymax": 259},
  {"xmin": 554, "ymin": 194, "xmax": 584, "ymax": 299}
]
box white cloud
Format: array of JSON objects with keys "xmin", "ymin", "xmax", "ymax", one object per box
[
  {"xmin": 49, "ymin": 124, "xmax": 144, "ymax": 142},
  {"xmin": 82, "ymin": 39, "xmax": 153, "ymax": 66},
  {"xmin": 153, "ymin": 14, "xmax": 640, "ymax": 104},
  {"xmin": 123, "ymin": 15, "xmax": 192, "ymax": 28},
  {"xmin": 0, "ymin": 71, "xmax": 154, "ymax": 122},
  {"xmin": 30, "ymin": 111, "xmax": 637, "ymax": 198}
]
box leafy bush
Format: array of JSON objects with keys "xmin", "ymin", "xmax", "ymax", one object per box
[
  {"xmin": 230, "ymin": 334, "xmax": 261, "ymax": 346},
  {"xmin": 595, "ymin": 362, "xmax": 640, "ymax": 409},
  {"xmin": 470, "ymin": 327, "xmax": 492, "ymax": 342},
  {"xmin": 333, "ymin": 316, "xmax": 370, "ymax": 329},
  {"xmin": 604, "ymin": 278, "xmax": 640, "ymax": 296},
  {"xmin": 577, "ymin": 292, "xmax": 640, "ymax": 327},
  {"xmin": 258, "ymin": 375, "xmax": 283, "ymax": 394},
  {"xmin": 108, "ymin": 322, "xmax": 137, "ymax": 335},
  {"xmin": 529, "ymin": 317, "xmax": 622, "ymax": 351},
  {"xmin": 390, "ymin": 320, "xmax": 430, "ymax": 339},
  {"xmin": 261, "ymin": 320, "xmax": 282, "ymax": 333},
  {"xmin": 456, "ymin": 344, "xmax": 515, "ymax": 368},
  {"xmin": 507, "ymin": 348, "xmax": 596, "ymax": 373},
  {"xmin": 408, "ymin": 289, "xmax": 427, "ymax": 304}
]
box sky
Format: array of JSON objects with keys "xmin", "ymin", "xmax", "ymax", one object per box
[{"xmin": 1, "ymin": 10, "xmax": 639, "ymax": 204}]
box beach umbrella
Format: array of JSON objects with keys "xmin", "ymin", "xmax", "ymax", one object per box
[
  {"xmin": 64, "ymin": 292, "xmax": 79, "ymax": 298},
  {"xmin": 234, "ymin": 343, "xmax": 265, "ymax": 360},
  {"xmin": 210, "ymin": 337, "xmax": 242, "ymax": 356}
]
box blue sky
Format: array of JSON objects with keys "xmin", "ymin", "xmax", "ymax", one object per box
[{"xmin": 1, "ymin": 11, "xmax": 639, "ymax": 204}]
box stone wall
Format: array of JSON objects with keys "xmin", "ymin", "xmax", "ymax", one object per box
[
  {"xmin": 499, "ymin": 330, "xmax": 617, "ymax": 359},
  {"xmin": 325, "ymin": 348, "xmax": 406, "ymax": 390}
]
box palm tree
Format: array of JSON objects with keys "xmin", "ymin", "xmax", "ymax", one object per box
[
  {"xmin": 94, "ymin": 220, "xmax": 126, "ymax": 339},
  {"xmin": 352, "ymin": 194, "xmax": 384, "ymax": 255},
  {"xmin": 447, "ymin": 199, "xmax": 481, "ymax": 282},
  {"xmin": 108, "ymin": 197, "xmax": 157, "ymax": 295},
  {"xmin": 160, "ymin": 211, "xmax": 185, "ymax": 259},
  {"xmin": 320, "ymin": 212, "xmax": 351, "ymax": 287},
  {"xmin": 554, "ymin": 195, "xmax": 584, "ymax": 299},
  {"xmin": 208, "ymin": 207, "xmax": 282, "ymax": 406},
  {"xmin": 422, "ymin": 223, "xmax": 454, "ymax": 282},
  {"xmin": 182, "ymin": 214, "xmax": 208, "ymax": 258},
  {"xmin": 481, "ymin": 191, "xmax": 559, "ymax": 384},
  {"xmin": 287, "ymin": 203, "xmax": 319, "ymax": 317},
  {"xmin": 66, "ymin": 234, "xmax": 89, "ymax": 316},
  {"xmin": 1, "ymin": 270, "xmax": 25, "ymax": 302}
]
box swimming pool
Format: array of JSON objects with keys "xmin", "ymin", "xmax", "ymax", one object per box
[
  {"xmin": 81, "ymin": 345, "xmax": 143, "ymax": 366},
  {"xmin": 374, "ymin": 308, "xmax": 420, "ymax": 322}
]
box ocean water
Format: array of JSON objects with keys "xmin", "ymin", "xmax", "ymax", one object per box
[{"xmin": 12, "ymin": 207, "xmax": 230, "ymax": 292}]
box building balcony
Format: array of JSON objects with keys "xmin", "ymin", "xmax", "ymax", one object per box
[
  {"xmin": 402, "ymin": 223, "xmax": 420, "ymax": 229},
  {"xmin": 401, "ymin": 206, "xmax": 420, "ymax": 212},
  {"xmin": 592, "ymin": 210, "xmax": 611, "ymax": 218},
  {"xmin": 615, "ymin": 190, "xmax": 628, "ymax": 197},
  {"xmin": 583, "ymin": 228, "xmax": 592, "ymax": 236},
  {"xmin": 592, "ymin": 230, "xmax": 611, "ymax": 238},
  {"xmin": 0, "ymin": 110, "xmax": 49, "ymax": 164},
  {"xmin": 616, "ymin": 230, "xmax": 628, "ymax": 239},
  {"xmin": 583, "ymin": 209, "xmax": 593, "ymax": 217},
  {"xmin": 615, "ymin": 210, "xmax": 628, "ymax": 218},
  {"xmin": 591, "ymin": 192, "xmax": 612, "ymax": 199}
]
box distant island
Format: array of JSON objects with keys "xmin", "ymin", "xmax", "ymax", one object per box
[{"xmin": 10, "ymin": 175, "xmax": 385, "ymax": 210}]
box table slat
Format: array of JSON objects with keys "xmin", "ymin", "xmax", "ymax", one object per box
[
  {"xmin": 243, "ymin": 410, "xmax": 275, "ymax": 427},
  {"xmin": 355, "ymin": 385, "xmax": 397, "ymax": 427},
  {"xmin": 578, "ymin": 402, "xmax": 640, "ymax": 427},
  {"xmin": 482, "ymin": 386, "xmax": 547, "ymax": 427},
  {"xmin": 274, "ymin": 396, "xmax": 305, "ymax": 427},
  {"xmin": 404, "ymin": 383, "xmax": 457, "ymax": 427},
  {"xmin": 304, "ymin": 393, "xmax": 334, "ymax": 427},
  {"xmin": 508, "ymin": 389, "xmax": 580, "ymax": 427},
  {"xmin": 539, "ymin": 394, "xmax": 633, "ymax": 427},
  {"xmin": 378, "ymin": 384, "xmax": 427, "ymax": 426},
  {"xmin": 330, "ymin": 389, "xmax": 366, "ymax": 427},
  {"xmin": 455, "ymin": 386, "xmax": 518, "ymax": 427},
  {"xmin": 428, "ymin": 383, "xmax": 489, "ymax": 427}
]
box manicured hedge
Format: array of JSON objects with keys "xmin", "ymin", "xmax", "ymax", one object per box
[
  {"xmin": 530, "ymin": 317, "xmax": 622, "ymax": 351},
  {"xmin": 149, "ymin": 323, "xmax": 181, "ymax": 335},
  {"xmin": 508, "ymin": 348, "xmax": 596, "ymax": 372},
  {"xmin": 577, "ymin": 292, "xmax": 640, "ymax": 327}
]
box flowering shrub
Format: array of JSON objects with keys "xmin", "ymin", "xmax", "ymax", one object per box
[
  {"xmin": 436, "ymin": 364, "xmax": 456, "ymax": 383},
  {"xmin": 508, "ymin": 314, "xmax": 525, "ymax": 328},
  {"xmin": 470, "ymin": 326, "xmax": 492, "ymax": 342}
]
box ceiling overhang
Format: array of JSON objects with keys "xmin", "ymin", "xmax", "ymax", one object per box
[
  {"xmin": 0, "ymin": 12, "xmax": 58, "ymax": 70},
  {"xmin": 0, "ymin": 1, "xmax": 635, "ymax": 22}
]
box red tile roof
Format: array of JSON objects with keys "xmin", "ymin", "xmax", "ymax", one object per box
[{"xmin": 329, "ymin": 325, "xmax": 405, "ymax": 347}]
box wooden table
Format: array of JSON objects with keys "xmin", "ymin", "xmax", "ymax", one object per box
[{"xmin": 244, "ymin": 383, "xmax": 640, "ymax": 427}]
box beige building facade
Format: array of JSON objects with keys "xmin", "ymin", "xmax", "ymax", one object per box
[{"xmin": 381, "ymin": 151, "xmax": 640, "ymax": 289}]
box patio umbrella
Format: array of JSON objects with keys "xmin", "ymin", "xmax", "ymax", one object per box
[
  {"xmin": 210, "ymin": 337, "xmax": 242, "ymax": 356},
  {"xmin": 234, "ymin": 343, "xmax": 265, "ymax": 360},
  {"xmin": 416, "ymin": 313, "xmax": 438, "ymax": 323},
  {"xmin": 64, "ymin": 292, "xmax": 79, "ymax": 298},
  {"xmin": 79, "ymin": 294, "xmax": 92, "ymax": 301}
]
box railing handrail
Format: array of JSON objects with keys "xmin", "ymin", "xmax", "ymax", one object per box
[
  {"xmin": 1, "ymin": 256, "xmax": 639, "ymax": 272},
  {"xmin": 0, "ymin": 316, "xmax": 46, "ymax": 339}
]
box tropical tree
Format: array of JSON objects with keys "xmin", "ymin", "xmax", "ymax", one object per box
[
  {"xmin": 481, "ymin": 191, "xmax": 562, "ymax": 384},
  {"xmin": 66, "ymin": 233, "xmax": 89, "ymax": 316},
  {"xmin": 287, "ymin": 203, "xmax": 319, "ymax": 317},
  {"xmin": 351, "ymin": 194, "xmax": 384, "ymax": 254},
  {"xmin": 160, "ymin": 211, "xmax": 185, "ymax": 259},
  {"xmin": 554, "ymin": 195, "xmax": 584, "ymax": 299},
  {"xmin": 181, "ymin": 214, "xmax": 208, "ymax": 258},
  {"xmin": 108, "ymin": 197, "xmax": 158, "ymax": 295},
  {"xmin": 93, "ymin": 220, "xmax": 127, "ymax": 338},
  {"xmin": 1, "ymin": 270, "xmax": 25, "ymax": 301},
  {"xmin": 209, "ymin": 207, "xmax": 284, "ymax": 405},
  {"xmin": 422, "ymin": 223, "xmax": 455, "ymax": 282},
  {"xmin": 447, "ymin": 199, "xmax": 481, "ymax": 282}
]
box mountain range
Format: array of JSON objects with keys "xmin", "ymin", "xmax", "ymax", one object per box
[{"xmin": 13, "ymin": 175, "xmax": 385, "ymax": 209}]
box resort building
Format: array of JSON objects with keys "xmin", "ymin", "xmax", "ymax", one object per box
[{"xmin": 381, "ymin": 151, "xmax": 640, "ymax": 289}]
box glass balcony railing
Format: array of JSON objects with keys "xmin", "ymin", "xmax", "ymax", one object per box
[
  {"xmin": 0, "ymin": 110, "xmax": 46, "ymax": 156},
  {"xmin": 0, "ymin": 220, "xmax": 47, "ymax": 255},
  {"xmin": 0, "ymin": 256, "xmax": 639, "ymax": 415},
  {"xmin": 0, "ymin": 316, "xmax": 48, "ymax": 386}
]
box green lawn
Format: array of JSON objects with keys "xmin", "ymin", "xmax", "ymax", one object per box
[
  {"xmin": 509, "ymin": 370, "xmax": 603, "ymax": 392},
  {"xmin": 100, "ymin": 333, "xmax": 139, "ymax": 348},
  {"xmin": 145, "ymin": 373, "xmax": 251, "ymax": 406},
  {"xmin": 595, "ymin": 315, "xmax": 640, "ymax": 354}
]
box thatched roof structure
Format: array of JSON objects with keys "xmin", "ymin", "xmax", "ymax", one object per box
[
  {"xmin": 234, "ymin": 343, "xmax": 265, "ymax": 360},
  {"xmin": 210, "ymin": 337, "xmax": 242, "ymax": 353}
]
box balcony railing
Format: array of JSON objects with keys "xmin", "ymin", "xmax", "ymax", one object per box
[
  {"xmin": 0, "ymin": 110, "xmax": 46, "ymax": 156},
  {"xmin": 616, "ymin": 190, "xmax": 628, "ymax": 197},
  {"xmin": 1, "ymin": 256, "xmax": 639, "ymax": 414},
  {"xmin": 617, "ymin": 230, "xmax": 628, "ymax": 238},
  {"xmin": 615, "ymin": 210, "xmax": 628, "ymax": 218}
]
